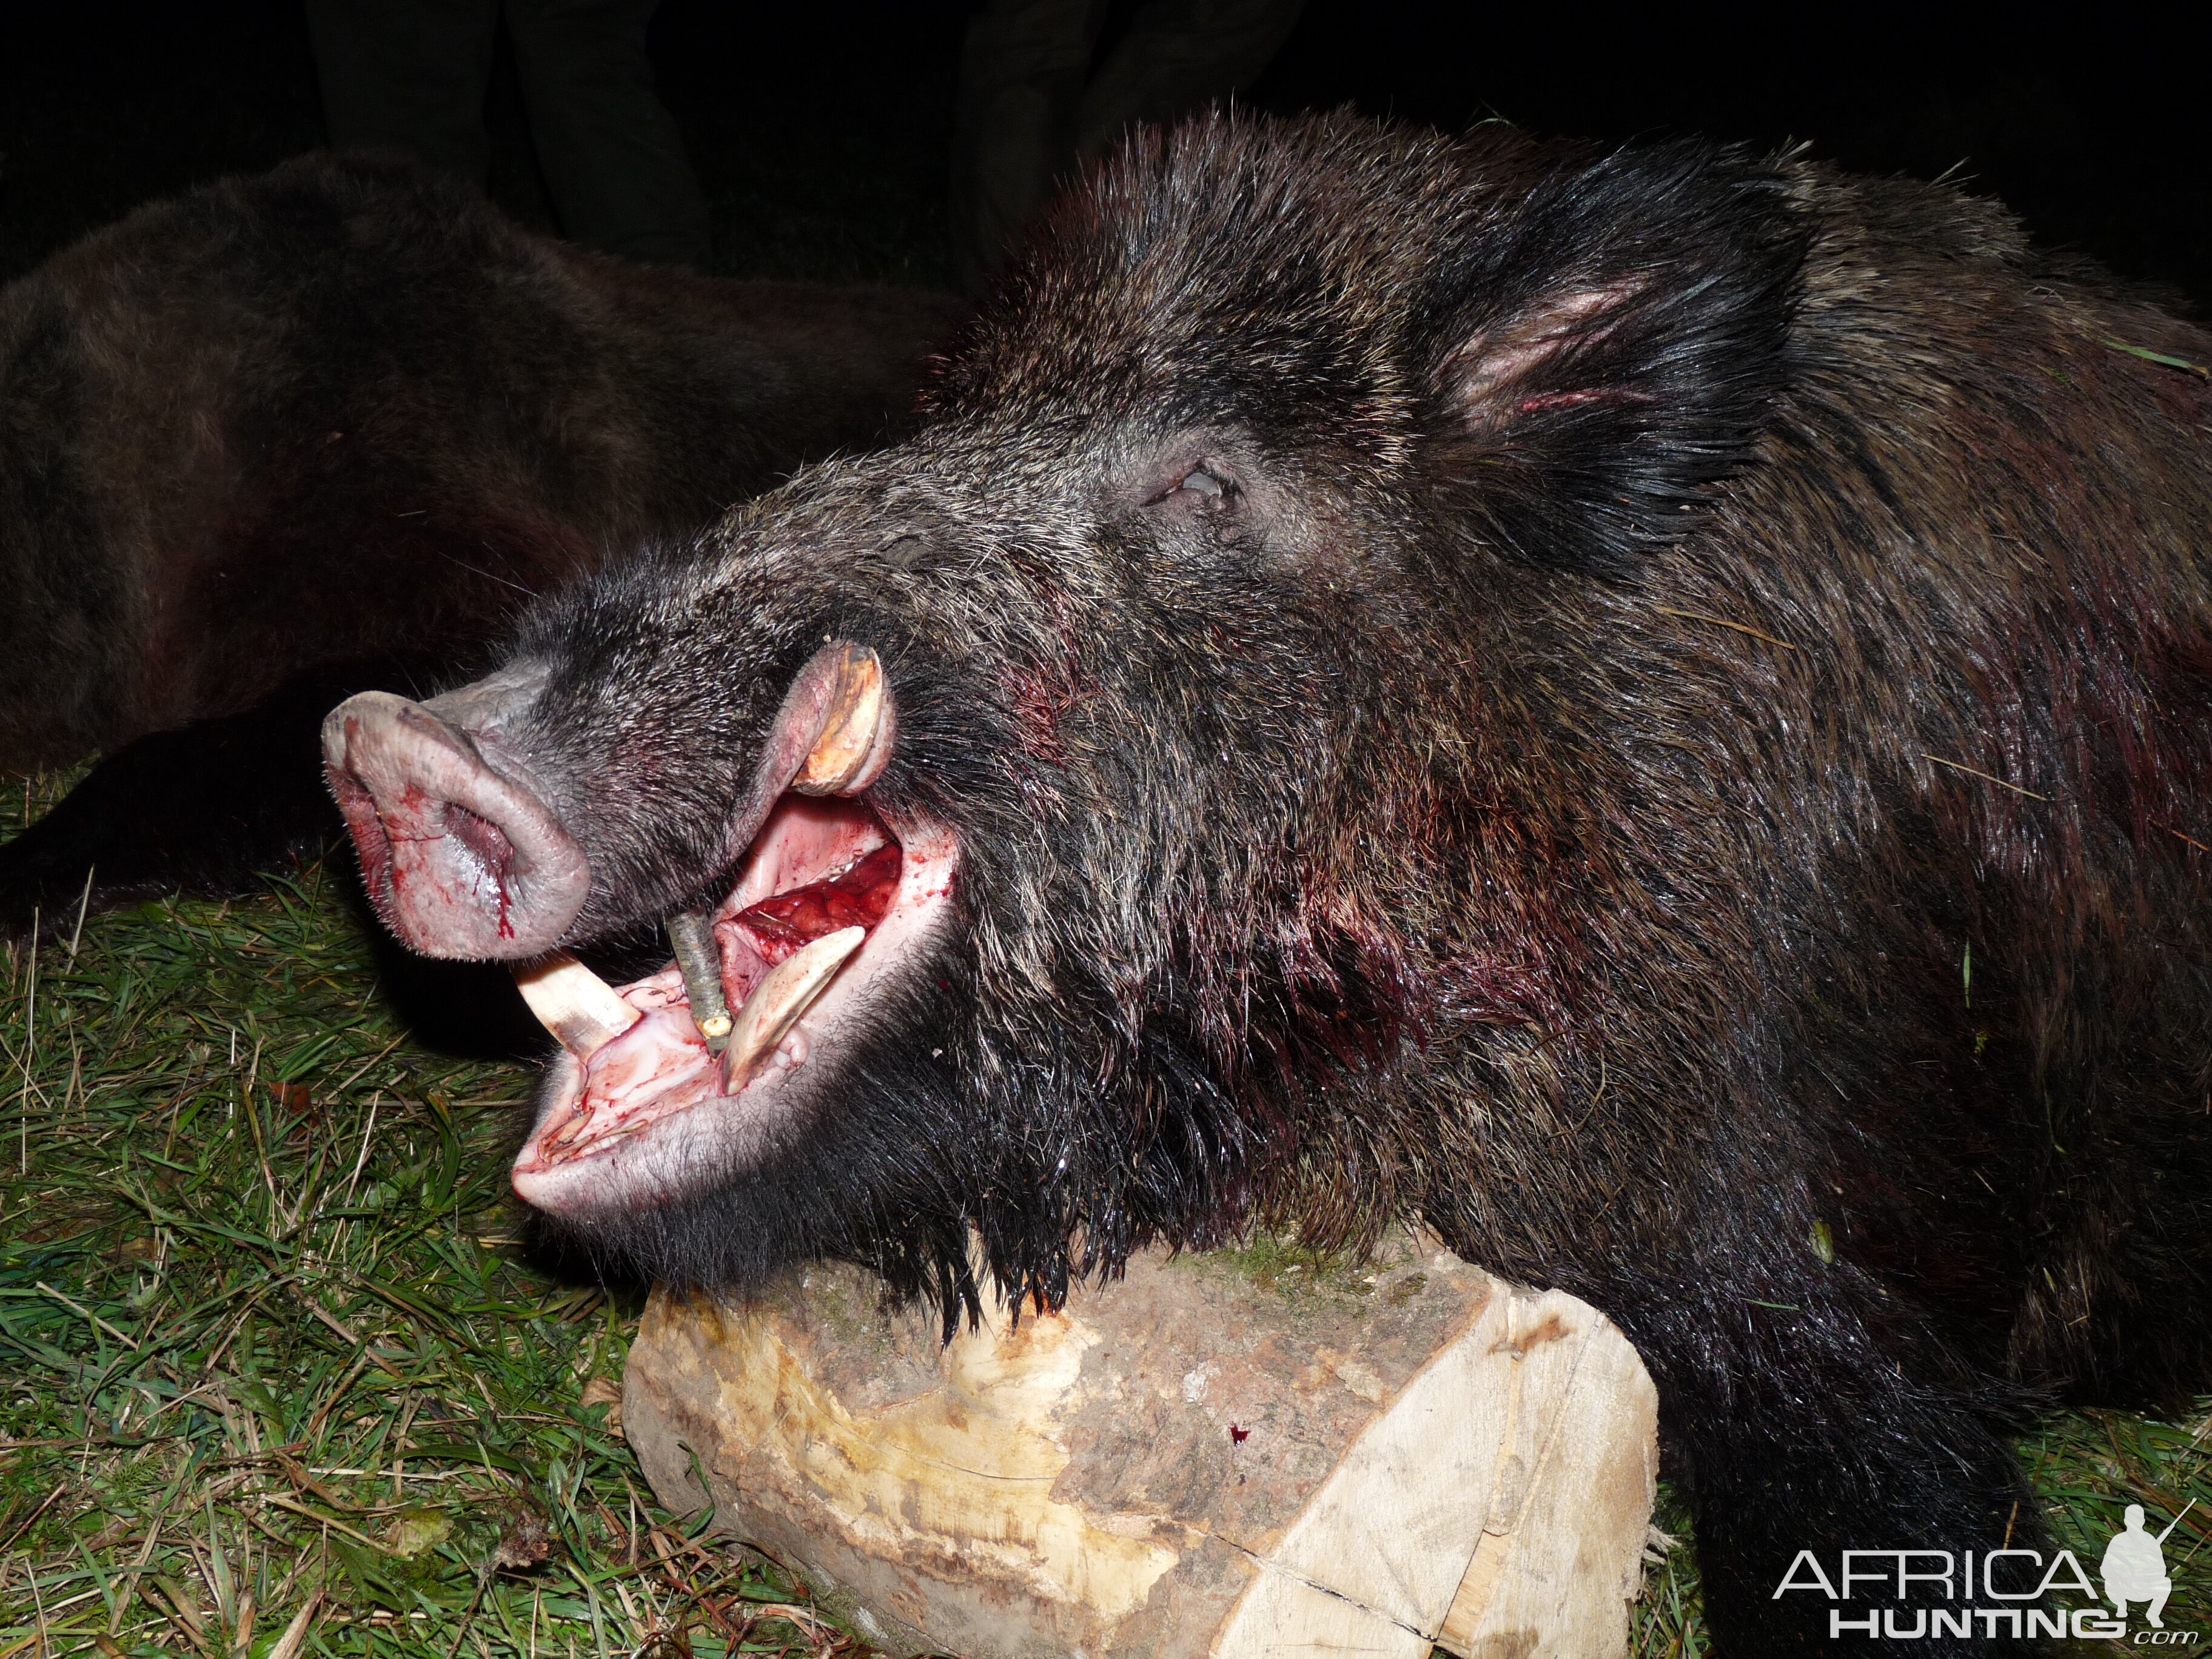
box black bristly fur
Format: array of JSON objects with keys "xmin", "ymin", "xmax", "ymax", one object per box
[{"xmin": 392, "ymin": 114, "xmax": 2212, "ymax": 1655}]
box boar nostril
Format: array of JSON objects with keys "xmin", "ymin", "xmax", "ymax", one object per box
[{"xmin": 443, "ymin": 803, "xmax": 517, "ymax": 885}]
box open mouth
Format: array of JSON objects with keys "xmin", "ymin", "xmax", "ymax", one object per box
[
  {"xmin": 321, "ymin": 638, "xmax": 957, "ymax": 1215},
  {"xmin": 507, "ymin": 650, "xmax": 957, "ymax": 1214}
]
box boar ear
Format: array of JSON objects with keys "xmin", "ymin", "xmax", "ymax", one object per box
[{"xmin": 1420, "ymin": 142, "xmax": 1806, "ymax": 577}]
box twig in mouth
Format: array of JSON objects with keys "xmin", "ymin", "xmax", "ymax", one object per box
[{"xmin": 668, "ymin": 910, "xmax": 733, "ymax": 1051}]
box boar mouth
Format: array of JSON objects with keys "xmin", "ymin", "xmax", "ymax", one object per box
[
  {"xmin": 506, "ymin": 645, "xmax": 957, "ymax": 1217},
  {"xmin": 324, "ymin": 641, "xmax": 958, "ymax": 1218},
  {"xmin": 511, "ymin": 794, "xmax": 957, "ymax": 1213}
]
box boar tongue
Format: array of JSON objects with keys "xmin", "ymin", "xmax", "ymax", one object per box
[{"xmin": 733, "ymin": 841, "xmax": 901, "ymax": 964}]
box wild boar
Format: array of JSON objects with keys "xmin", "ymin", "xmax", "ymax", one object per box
[{"xmin": 324, "ymin": 115, "xmax": 2212, "ymax": 1652}]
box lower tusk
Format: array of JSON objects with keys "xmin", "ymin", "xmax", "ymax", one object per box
[
  {"xmin": 514, "ymin": 953, "xmax": 642, "ymax": 1058},
  {"xmin": 666, "ymin": 910, "xmax": 733, "ymax": 1050},
  {"xmin": 793, "ymin": 646, "xmax": 893, "ymax": 796},
  {"xmin": 721, "ymin": 925, "xmax": 865, "ymax": 1092}
]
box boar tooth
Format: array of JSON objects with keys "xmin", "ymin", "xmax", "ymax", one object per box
[
  {"xmin": 543, "ymin": 1110, "xmax": 591, "ymax": 1153},
  {"xmin": 514, "ymin": 953, "xmax": 642, "ymax": 1058},
  {"xmin": 666, "ymin": 909, "xmax": 733, "ymax": 1050},
  {"xmin": 793, "ymin": 648, "xmax": 889, "ymax": 796},
  {"xmin": 721, "ymin": 926, "xmax": 866, "ymax": 1092}
]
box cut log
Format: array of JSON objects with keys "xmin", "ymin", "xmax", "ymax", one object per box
[{"xmin": 623, "ymin": 1232, "xmax": 1658, "ymax": 1659}]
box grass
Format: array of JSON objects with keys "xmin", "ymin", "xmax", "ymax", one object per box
[
  {"xmin": 0, "ymin": 771, "xmax": 862, "ymax": 1659},
  {"xmin": 2, "ymin": 762, "xmax": 2208, "ymax": 1658}
]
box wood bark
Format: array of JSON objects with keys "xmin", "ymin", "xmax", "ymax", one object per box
[{"xmin": 623, "ymin": 1232, "xmax": 1658, "ymax": 1659}]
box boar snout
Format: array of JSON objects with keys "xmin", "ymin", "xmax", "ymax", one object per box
[{"xmin": 321, "ymin": 684, "xmax": 588, "ymax": 959}]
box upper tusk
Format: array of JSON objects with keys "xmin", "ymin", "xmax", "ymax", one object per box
[
  {"xmin": 793, "ymin": 646, "xmax": 893, "ymax": 796},
  {"xmin": 721, "ymin": 925, "xmax": 866, "ymax": 1092},
  {"xmin": 514, "ymin": 953, "xmax": 642, "ymax": 1058}
]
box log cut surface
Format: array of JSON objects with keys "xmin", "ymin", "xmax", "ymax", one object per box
[{"xmin": 624, "ymin": 1233, "xmax": 1657, "ymax": 1659}]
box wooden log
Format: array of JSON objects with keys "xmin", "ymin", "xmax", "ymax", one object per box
[{"xmin": 623, "ymin": 1232, "xmax": 1658, "ymax": 1659}]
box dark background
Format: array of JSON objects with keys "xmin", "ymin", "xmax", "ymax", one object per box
[{"xmin": 0, "ymin": 1, "xmax": 2205, "ymax": 306}]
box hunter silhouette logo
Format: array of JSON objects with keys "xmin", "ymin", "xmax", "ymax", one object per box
[
  {"xmin": 1772, "ymin": 1499, "xmax": 2200, "ymax": 1641},
  {"xmin": 2103, "ymin": 1503, "xmax": 2189, "ymax": 1629}
]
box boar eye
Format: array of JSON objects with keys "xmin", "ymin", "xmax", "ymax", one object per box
[{"xmin": 1150, "ymin": 460, "xmax": 1239, "ymax": 512}]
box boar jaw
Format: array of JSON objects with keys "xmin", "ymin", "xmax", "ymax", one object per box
[
  {"xmin": 512, "ymin": 793, "xmax": 958, "ymax": 1216},
  {"xmin": 327, "ymin": 635, "xmax": 953, "ymax": 1213}
]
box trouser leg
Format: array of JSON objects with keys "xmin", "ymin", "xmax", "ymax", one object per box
[
  {"xmin": 303, "ymin": 0, "xmax": 501, "ymax": 186},
  {"xmin": 947, "ymin": 0, "xmax": 1111, "ymax": 293},
  {"xmin": 503, "ymin": 0, "xmax": 713, "ymax": 267}
]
